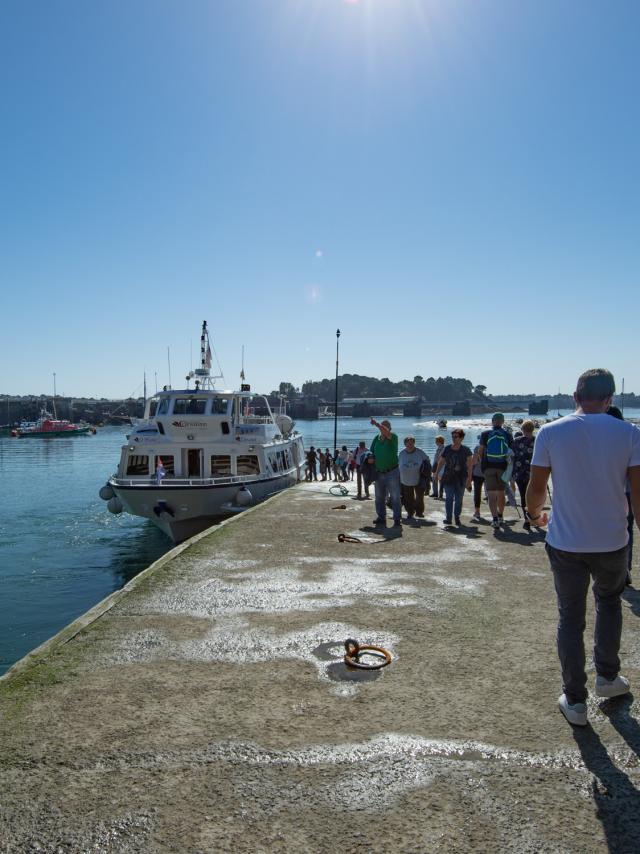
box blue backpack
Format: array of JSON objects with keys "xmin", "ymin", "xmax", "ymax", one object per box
[{"xmin": 485, "ymin": 429, "xmax": 510, "ymax": 463}]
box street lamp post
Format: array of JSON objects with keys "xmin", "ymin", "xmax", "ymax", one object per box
[{"xmin": 333, "ymin": 329, "xmax": 340, "ymax": 452}]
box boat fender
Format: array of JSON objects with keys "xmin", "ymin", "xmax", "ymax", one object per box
[
  {"xmin": 235, "ymin": 486, "xmax": 253, "ymax": 507},
  {"xmin": 107, "ymin": 496, "xmax": 123, "ymax": 514},
  {"xmin": 274, "ymin": 414, "xmax": 293, "ymax": 436},
  {"xmin": 153, "ymin": 500, "xmax": 175, "ymax": 518},
  {"xmin": 99, "ymin": 483, "xmax": 115, "ymax": 501}
]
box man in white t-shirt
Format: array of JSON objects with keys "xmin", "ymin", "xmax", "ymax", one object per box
[{"xmin": 526, "ymin": 369, "xmax": 640, "ymax": 726}]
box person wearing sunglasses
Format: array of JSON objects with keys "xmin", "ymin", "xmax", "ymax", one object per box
[{"xmin": 434, "ymin": 429, "xmax": 473, "ymax": 526}]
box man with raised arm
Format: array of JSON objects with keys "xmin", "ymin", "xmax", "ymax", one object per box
[
  {"xmin": 526, "ymin": 369, "xmax": 640, "ymax": 726},
  {"xmin": 370, "ymin": 418, "xmax": 402, "ymax": 528}
]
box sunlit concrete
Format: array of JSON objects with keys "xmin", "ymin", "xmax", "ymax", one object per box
[{"xmin": 1, "ymin": 481, "xmax": 640, "ymax": 852}]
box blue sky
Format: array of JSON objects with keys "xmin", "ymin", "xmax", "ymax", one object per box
[{"xmin": 1, "ymin": 0, "xmax": 638, "ymax": 399}]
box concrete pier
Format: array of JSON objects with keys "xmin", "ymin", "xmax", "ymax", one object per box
[{"xmin": 2, "ymin": 482, "xmax": 640, "ymax": 852}]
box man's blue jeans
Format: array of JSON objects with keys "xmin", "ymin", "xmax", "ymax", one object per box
[
  {"xmin": 546, "ymin": 543, "xmax": 628, "ymax": 704},
  {"xmin": 443, "ymin": 482, "xmax": 466, "ymax": 521},
  {"xmin": 374, "ymin": 468, "xmax": 402, "ymax": 524}
]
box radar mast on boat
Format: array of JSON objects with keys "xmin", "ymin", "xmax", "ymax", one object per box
[{"xmin": 186, "ymin": 320, "xmax": 223, "ymax": 391}]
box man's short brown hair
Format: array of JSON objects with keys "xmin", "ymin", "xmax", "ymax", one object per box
[{"xmin": 575, "ymin": 369, "xmax": 615, "ymax": 402}]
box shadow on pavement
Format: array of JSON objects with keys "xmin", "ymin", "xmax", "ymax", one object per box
[
  {"xmin": 359, "ymin": 525, "xmax": 402, "ymax": 541},
  {"xmin": 441, "ymin": 524, "xmax": 483, "ymax": 540},
  {"xmin": 599, "ymin": 694, "xmax": 640, "ymax": 758},
  {"xmin": 622, "ymin": 585, "xmax": 640, "ymax": 618},
  {"xmin": 572, "ymin": 718, "xmax": 640, "ymax": 852},
  {"xmin": 492, "ymin": 526, "xmax": 546, "ymax": 547}
]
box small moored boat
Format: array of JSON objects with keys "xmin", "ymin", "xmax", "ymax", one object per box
[{"xmin": 12, "ymin": 410, "xmax": 95, "ymax": 437}]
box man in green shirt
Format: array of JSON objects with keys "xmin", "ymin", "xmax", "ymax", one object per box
[{"xmin": 370, "ymin": 418, "xmax": 402, "ymax": 527}]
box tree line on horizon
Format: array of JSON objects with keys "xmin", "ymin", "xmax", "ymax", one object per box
[{"xmin": 272, "ymin": 374, "xmax": 487, "ymax": 402}]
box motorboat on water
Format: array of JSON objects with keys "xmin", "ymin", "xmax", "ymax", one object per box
[
  {"xmin": 99, "ymin": 321, "xmax": 306, "ymax": 542},
  {"xmin": 12, "ymin": 410, "xmax": 95, "ymax": 437}
]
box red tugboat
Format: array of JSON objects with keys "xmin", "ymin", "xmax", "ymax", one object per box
[
  {"xmin": 12, "ymin": 374, "xmax": 96, "ymax": 437},
  {"xmin": 12, "ymin": 410, "xmax": 95, "ymax": 437}
]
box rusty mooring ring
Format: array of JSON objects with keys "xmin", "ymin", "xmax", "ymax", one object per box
[{"xmin": 343, "ymin": 638, "xmax": 392, "ymax": 670}]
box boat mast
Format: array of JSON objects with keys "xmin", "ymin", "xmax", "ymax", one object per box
[
  {"xmin": 187, "ymin": 320, "xmax": 221, "ymax": 391},
  {"xmin": 52, "ymin": 372, "xmax": 57, "ymax": 419}
]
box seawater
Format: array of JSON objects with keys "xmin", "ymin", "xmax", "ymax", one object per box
[
  {"xmin": 0, "ymin": 426, "xmax": 170, "ymax": 675},
  {"xmin": 2, "ymin": 410, "xmax": 638, "ymax": 675}
]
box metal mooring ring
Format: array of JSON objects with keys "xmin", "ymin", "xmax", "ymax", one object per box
[{"xmin": 343, "ymin": 639, "xmax": 392, "ymax": 670}]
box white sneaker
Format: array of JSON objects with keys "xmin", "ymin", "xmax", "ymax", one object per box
[
  {"xmin": 472, "ymin": 512, "xmax": 481, "ymax": 522},
  {"xmin": 558, "ymin": 693, "xmax": 588, "ymax": 726},
  {"xmin": 595, "ymin": 675, "xmax": 630, "ymax": 698}
]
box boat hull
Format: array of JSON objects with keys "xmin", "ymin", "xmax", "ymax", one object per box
[
  {"xmin": 16, "ymin": 427, "xmax": 94, "ymax": 437},
  {"xmin": 110, "ymin": 470, "xmax": 299, "ymax": 542}
]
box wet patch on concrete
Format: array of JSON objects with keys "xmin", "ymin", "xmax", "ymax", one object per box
[
  {"xmin": 121, "ymin": 552, "xmax": 486, "ymax": 622},
  {"xmin": 100, "ymin": 620, "xmax": 399, "ymax": 691},
  {"xmin": 30, "ymin": 730, "xmax": 630, "ymax": 783}
]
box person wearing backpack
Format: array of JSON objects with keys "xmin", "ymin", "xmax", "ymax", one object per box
[{"xmin": 478, "ymin": 412, "xmax": 514, "ymax": 529}]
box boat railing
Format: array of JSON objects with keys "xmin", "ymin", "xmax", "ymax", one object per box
[{"xmin": 111, "ymin": 473, "xmax": 268, "ymax": 488}]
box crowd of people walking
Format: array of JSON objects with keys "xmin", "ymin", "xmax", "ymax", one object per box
[
  {"xmin": 305, "ymin": 412, "xmax": 538, "ymax": 532},
  {"xmin": 304, "ymin": 368, "xmax": 640, "ymax": 729}
]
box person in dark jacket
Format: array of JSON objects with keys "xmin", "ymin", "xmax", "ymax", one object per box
[
  {"xmin": 513, "ymin": 420, "xmax": 535, "ymax": 530},
  {"xmin": 305, "ymin": 447, "xmax": 318, "ymax": 481}
]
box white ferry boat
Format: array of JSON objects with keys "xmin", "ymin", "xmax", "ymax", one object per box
[{"xmin": 99, "ymin": 322, "xmax": 305, "ymax": 542}]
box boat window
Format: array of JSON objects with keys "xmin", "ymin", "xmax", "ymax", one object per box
[
  {"xmin": 154, "ymin": 455, "xmax": 174, "ymax": 476},
  {"xmin": 211, "ymin": 455, "xmax": 232, "ymax": 476},
  {"xmin": 126, "ymin": 455, "xmax": 149, "ymax": 475},
  {"xmin": 173, "ymin": 398, "xmax": 207, "ymax": 415},
  {"xmin": 211, "ymin": 397, "xmax": 230, "ymax": 415},
  {"xmin": 237, "ymin": 455, "xmax": 260, "ymax": 475},
  {"xmin": 148, "ymin": 400, "xmax": 158, "ymax": 417},
  {"xmin": 156, "ymin": 398, "xmax": 170, "ymax": 415},
  {"xmin": 221, "ymin": 422, "xmax": 230, "ymax": 435}
]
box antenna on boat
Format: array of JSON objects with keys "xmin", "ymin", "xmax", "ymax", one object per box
[
  {"xmin": 185, "ymin": 320, "xmax": 223, "ymax": 391},
  {"xmin": 621, "ymin": 377, "xmax": 625, "ymax": 417},
  {"xmin": 167, "ymin": 347, "xmax": 172, "ymax": 389},
  {"xmin": 52, "ymin": 372, "xmax": 57, "ymax": 419}
]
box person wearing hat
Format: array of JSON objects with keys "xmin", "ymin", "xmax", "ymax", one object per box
[
  {"xmin": 370, "ymin": 418, "xmax": 402, "ymax": 527},
  {"xmin": 478, "ymin": 412, "xmax": 514, "ymax": 529}
]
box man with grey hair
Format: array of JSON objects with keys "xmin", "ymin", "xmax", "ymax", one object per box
[
  {"xmin": 527, "ymin": 368, "xmax": 640, "ymax": 726},
  {"xmin": 370, "ymin": 418, "xmax": 402, "ymax": 528},
  {"xmin": 398, "ymin": 435, "xmax": 429, "ymax": 520}
]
